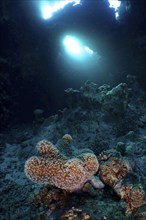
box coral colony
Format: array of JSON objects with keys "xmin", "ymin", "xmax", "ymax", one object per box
[
  {"xmin": 24, "ymin": 76, "xmax": 146, "ymax": 219},
  {"xmin": 25, "ymin": 138, "xmax": 99, "ymax": 192},
  {"xmin": 25, "ymin": 133, "xmax": 146, "ymax": 217}
]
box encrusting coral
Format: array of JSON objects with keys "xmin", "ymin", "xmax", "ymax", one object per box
[
  {"xmin": 99, "ymin": 157, "xmax": 132, "ymax": 188},
  {"xmin": 25, "ymin": 136, "xmax": 99, "ymax": 192},
  {"xmin": 120, "ymin": 184, "xmax": 146, "ymax": 216},
  {"xmin": 25, "ymin": 137, "xmax": 146, "ymax": 217},
  {"xmin": 98, "ymin": 150, "xmax": 146, "ymax": 216},
  {"xmin": 31, "ymin": 187, "xmax": 70, "ymax": 211}
]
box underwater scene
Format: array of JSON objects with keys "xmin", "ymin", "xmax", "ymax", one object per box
[{"xmin": 0, "ymin": 0, "xmax": 146, "ymax": 219}]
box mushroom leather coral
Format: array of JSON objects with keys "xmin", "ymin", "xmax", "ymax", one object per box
[{"xmin": 25, "ymin": 140, "xmax": 99, "ymax": 192}]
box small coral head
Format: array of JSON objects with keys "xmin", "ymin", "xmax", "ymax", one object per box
[{"xmin": 62, "ymin": 134, "xmax": 73, "ymax": 144}]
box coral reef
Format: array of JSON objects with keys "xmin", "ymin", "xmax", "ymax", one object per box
[
  {"xmin": 1, "ymin": 78, "xmax": 146, "ymax": 219},
  {"xmin": 97, "ymin": 149, "xmax": 146, "ymax": 216},
  {"xmin": 30, "ymin": 185, "xmax": 91, "ymax": 220},
  {"xmin": 25, "ymin": 136, "xmax": 99, "ymax": 192},
  {"xmin": 25, "ymin": 138, "xmax": 146, "ymax": 217},
  {"xmin": 65, "ymin": 81, "xmax": 129, "ymax": 117}
]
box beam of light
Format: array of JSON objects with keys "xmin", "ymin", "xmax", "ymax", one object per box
[
  {"xmin": 63, "ymin": 35, "xmax": 82, "ymax": 55},
  {"xmin": 62, "ymin": 35, "xmax": 101, "ymax": 73},
  {"xmin": 108, "ymin": 0, "xmax": 121, "ymax": 10},
  {"xmin": 108, "ymin": 0, "xmax": 121, "ymax": 19},
  {"xmin": 63, "ymin": 35, "xmax": 99, "ymax": 63},
  {"xmin": 84, "ymin": 46, "xmax": 93, "ymax": 55},
  {"xmin": 41, "ymin": 0, "xmax": 81, "ymax": 20}
]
